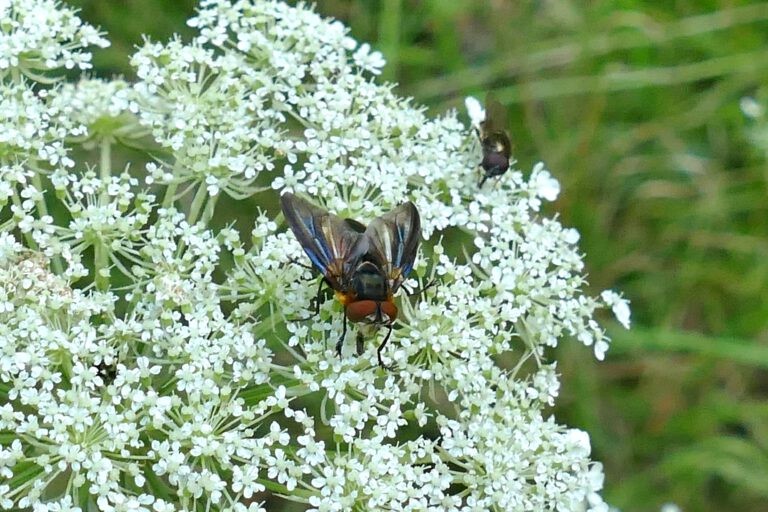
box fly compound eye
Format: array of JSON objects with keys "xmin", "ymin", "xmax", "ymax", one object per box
[
  {"xmin": 380, "ymin": 301, "xmax": 398, "ymax": 323},
  {"xmin": 346, "ymin": 300, "xmax": 378, "ymax": 322}
]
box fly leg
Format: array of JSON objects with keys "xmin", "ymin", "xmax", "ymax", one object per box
[
  {"xmin": 287, "ymin": 255, "xmax": 324, "ymax": 321},
  {"xmin": 289, "ymin": 278, "xmax": 326, "ymax": 322},
  {"xmin": 336, "ymin": 308, "xmax": 347, "ymax": 358},
  {"xmin": 311, "ymin": 278, "xmax": 326, "ymax": 317},
  {"xmin": 376, "ymin": 323, "xmax": 394, "ymax": 368},
  {"xmin": 288, "ymin": 256, "xmax": 314, "ymax": 271},
  {"xmin": 356, "ymin": 331, "xmax": 364, "ymax": 356},
  {"xmin": 406, "ymin": 279, "xmax": 437, "ymax": 298}
]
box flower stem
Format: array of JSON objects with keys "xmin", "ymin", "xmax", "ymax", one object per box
[
  {"xmin": 94, "ymin": 138, "xmax": 112, "ymax": 291},
  {"xmin": 10, "ymin": 188, "xmax": 38, "ymax": 250},
  {"xmin": 187, "ymin": 182, "xmax": 208, "ymax": 226},
  {"xmin": 99, "ymin": 137, "xmax": 112, "ymax": 191},
  {"xmin": 29, "ymin": 172, "xmax": 64, "ymax": 274},
  {"xmin": 200, "ymin": 192, "xmax": 219, "ymax": 225},
  {"xmin": 162, "ymin": 180, "xmax": 178, "ymax": 209}
]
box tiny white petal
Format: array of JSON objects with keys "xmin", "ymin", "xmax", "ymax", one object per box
[{"xmin": 465, "ymin": 96, "xmax": 485, "ymax": 129}]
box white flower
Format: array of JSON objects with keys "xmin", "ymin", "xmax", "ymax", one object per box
[
  {"xmin": 352, "ymin": 43, "xmax": 386, "ymax": 74},
  {"xmin": 531, "ymin": 162, "xmax": 561, "ymax": 201},
  {"xmin": 0, "ymin": 82, "xmax": 76, "ymax": 168},
  {"xmin": 464, "ymin": 96, "xmax": 485, "ymax": 130},
  {"xmin": 47, "ymin": 79, "xmax": 144, "ymax": 143},
  {"xmin": 601, "ymin": 290, "xmax": 632, "ymax": 329},
  {"xmin": 0, "ymin": 0, "xmax": 108, "ymax": 76},
  {"xmin": 0, "ymin": 0, "xmax": 628, "ymax": 510}
]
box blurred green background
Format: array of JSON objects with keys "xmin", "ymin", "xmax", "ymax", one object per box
[{"xmin": 68, "ymin": 0, "xmax": 768, "ymax": 510}]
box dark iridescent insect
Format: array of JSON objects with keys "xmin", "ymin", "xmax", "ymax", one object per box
[
  {"xmin": 476, "ymin": 94, "xmax": 512, "ymax": 188},
  {"xmin": 280, "ymin": 192, "xmax": 421, "ymax": 367}
]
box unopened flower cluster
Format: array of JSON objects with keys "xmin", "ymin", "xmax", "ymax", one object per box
[{"xmin": 0, "ymin": 0, "xmax": 630, "ymax": 511}]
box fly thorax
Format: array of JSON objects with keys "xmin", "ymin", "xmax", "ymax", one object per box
[{"xmin": 352, "ymin": 261, "xmax": 388, "ymax": 301}]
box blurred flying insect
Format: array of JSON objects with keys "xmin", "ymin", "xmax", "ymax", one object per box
[
  {"xmin": 280, "ymin": 192, "xmax": 421, "ymax": 367},
  {"xmin": 467, "ymin": 93, "xmax": 513, "ymax": 188}
]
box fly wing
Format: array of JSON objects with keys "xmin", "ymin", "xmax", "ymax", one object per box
[
  {"xmin": 483, "ymin": 92, "xmax": 508, "ymax": 135},
  {"xmin": 280, "ymin": 193, "xmax": 363, "ymax": 289},
  {"xmin": 362, "ymin": 201, "xmax": 421, "ymax": 294},
  {"xmin": 343, "ymin": 217, "xmax": 367, "ymax": 233}
]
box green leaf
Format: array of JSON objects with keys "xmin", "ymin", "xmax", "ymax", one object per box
[
  {"xmin": 660, "ymin": 436, "xmax": 768, "ymax": 497},
  {"xmin": 8, "ymin": 461, "xmax": 44, "ymax": 488},
  {"xmin": 608, "ymin": 326, "xmax": 768, "ymax": 368},
  {"xmin": 144, "ymin": 463, "xmax": 175, "ymax": 502}
]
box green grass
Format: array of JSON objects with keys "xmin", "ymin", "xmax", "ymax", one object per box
[{"xmin": 70, "ymin": 0, "xmax": 768, "ymax": 510}]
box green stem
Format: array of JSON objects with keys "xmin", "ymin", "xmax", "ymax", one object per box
[
  {"xmin": 187, "ymin": 182, "xmax": 208, "ymax": 226},
  {"xmin": 100, "ymin": 137, "xmax": 112, "ymax": 184},
  {"xmin": 199, "ymin": 193, "xmax": 219, "ymax": 226},
  {"xmin": 162, "ymin": 180, "xmax": 178, "ymax": 209},
  {"xmin": 94, "ymin": 238, "xmax": 109, "ymax": 290},
  {"xmin": 10, "ymin": 188, "xmax": 38, "ymax": 250},
  {"xmin": 172, "ymin": 182, "xmax": 209, "ymax": 258},
  {"xmin": 94, "ymin": 138, "xmax": 112, "ymax": 291},
  {"xmin": 30, "ymin": 172, "xmax": 64, "ymax": 274},
  {"xmin": 30, "ymin": 173, "xmax": 50, "ymax": 219}
]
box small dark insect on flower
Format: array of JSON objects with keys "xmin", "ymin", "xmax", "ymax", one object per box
[
  {"xmin": 475, "ymin": 93, "xmax": 512, "ymax": 188},
  {"xmin": 281, "ymin": 193, "xmax": 421, "ymax": 367},
  {"xmin": 95, "ymin": 360, "xmax": 117, "ymax": 384}
]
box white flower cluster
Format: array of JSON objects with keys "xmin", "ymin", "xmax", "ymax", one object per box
[
  {"xmin": 0, "ymin": 0, "xmax": 108, "ymax": 76},
  {"xmin": 0, "ymin": 1, "xmax": 630, "ymax": 511}
]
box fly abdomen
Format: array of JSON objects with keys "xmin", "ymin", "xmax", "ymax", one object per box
[{"xmin": 481, "ymin": 150, "xmax": 510, "ymax": 176}]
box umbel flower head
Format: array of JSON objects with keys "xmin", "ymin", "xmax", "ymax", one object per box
[{"xmin": 0, "ymin": 0, "xmax": 630, "ymax": 511}]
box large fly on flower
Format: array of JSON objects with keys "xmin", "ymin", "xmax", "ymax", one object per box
[
  {"xmin": 471, "ymin": 93, "xmax": 512, "ymax": 188},
  {"xmin": 280, "ymin": 192, "xmax": 421, "ymax": 367}
]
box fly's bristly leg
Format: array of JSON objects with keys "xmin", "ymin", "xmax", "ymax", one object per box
[
  {"xmin": 336, "ymin": 308, "xmax": 347, "ymax": 358},
  {"xmin": 287, "ymin": 278, "xmax": 326, "ymax": 322},
  {"xmin": 288, "ymin": 256, "xmax": 314, "ymax": 271},
  {"xmin": 311, "ymin": 278, "xmax": 326, "ymax": 317},
  {"xmin": 406, "ymin": 279, "xmax": 437, "ymax": 298},
  {"xmin": 376, "ymin": 324, "xmax": 394, "ymax": 368}
]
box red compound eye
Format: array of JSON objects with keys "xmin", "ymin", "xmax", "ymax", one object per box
[
  {"xmin": 380, "ymin": 301, "xmax": 398, "ymax": 322},
  {"xmin": 346, "ymin": 300, "xmax": 378, "ymax": 322}
]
